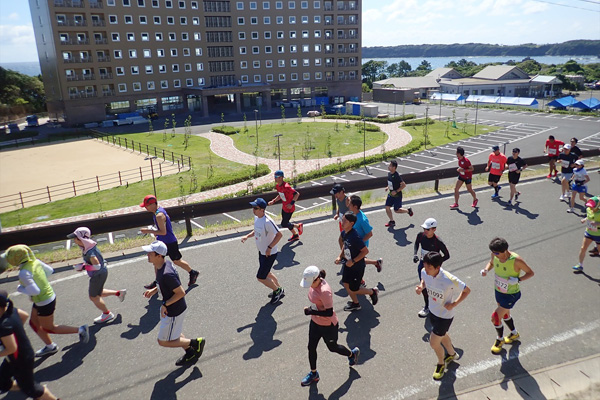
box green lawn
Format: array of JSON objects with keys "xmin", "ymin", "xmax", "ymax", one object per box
[{"xmin": 231, "ymin": 121, "xmax": 387, "ymax": 159}]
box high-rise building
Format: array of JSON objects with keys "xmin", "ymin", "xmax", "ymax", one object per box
[{"xmin": 29, "ymin": 0, "xmax": 362, "ymax": 125}]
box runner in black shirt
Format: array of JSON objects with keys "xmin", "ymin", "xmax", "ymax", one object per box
[
  {"xmin": 570, "ymin": 138, "xmax": 583, "ymax": 159},
  {"xmin": 506, "ymin": 148, "xmax": 527, "ymax": 206},
  {"xmin": 558, "ymin": 145, "xmax": 578, "ymax": 201},
  {"xmin": 384, "ymin": 160, "xmax": 413, "ymax": 227}
]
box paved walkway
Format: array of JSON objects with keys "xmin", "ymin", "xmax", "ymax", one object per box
[{"xmin": 3, "ymin": 120, "xmax": 411, "ymax": 231}]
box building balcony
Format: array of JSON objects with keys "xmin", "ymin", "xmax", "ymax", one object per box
[
  {"xmin": 95, "ymin": 38, "xmax": 108, "ymax": 44},
  {"xmin": 338, "ymin": 75, "xmax": 358, "ymax": 81},
  {"xmin": 57, "ymin": 20, "xmax": 88, "ymax": 27},
  {"xmin": 92, "ymin": 20, "xmax": 106, "ymax": 27},
  {"xmin": 62, "ymin": 38, "xmax": 90, "ymax": 45},
  {"xmin": 64, "ymin": 57, "xmax": 93, "ymax": 63},
  {"xmin": 99, "ymin": 73, "xmax": 113, "ymax": 79},
  {"xmin": 102, "ymin": 90, "xmax": 115, "ymax": 96},
  {"xmin": 69, "ymin": 91, "xmax": 97, "ymax": 99},
  {"xmin": 325, "ymin": 63, "xmax": 334, "ymax": 68},
  {"xmin": 325, "ymin": 21, "xmax": 334, "ymax": 25},
  {"xmin": 325, "ymin": 49, "xmax": 334, "ymax": 54},
  {"xmin": 97, "ymin": 55, "xmax": 111, "ymax": 62},
  {"xmin": 90, "ymin": 1, "xmax": 103, "ymax": 8},
  {"xmin": 54, "ymin": 0, "xmax": 85, "ymax": 8},
  {"xmin": 66, "ymin": 74, "xmax": 95, "ymax": 81}
]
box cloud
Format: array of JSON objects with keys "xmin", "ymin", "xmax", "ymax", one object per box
[
  {"xmin": 521, "ymin": 1, "xmax": 548, "ymax": 14},
  {"xmin": 0, "ymin": 24, "xmax": 35, "ymax": 45},
  {"xmin": 8, "ymin": 13, "xmax": 19, "ymax": 21}
]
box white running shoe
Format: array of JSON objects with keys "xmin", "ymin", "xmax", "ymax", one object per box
[
  {"xmin": 79, "ymin": 325, "xmax": 90, "ymax": 343},
  {"xmin": 559, "ymin": 195, "xmax": 566, "ymax": 201},
  {"xmin": 567, "ymin": 208, "xmax": 574, "ymax": 213},
  {"xmin": 94, "ymin": 312, "xmax": 115, "ymax": 324},
  {"xmin": 118, "ymin": 289, "xmax": 127, "ymax": 302},
  {"xmin": 418, "ymin": 307, "xmax": 430, "ymax": 318},
  {"xmin": 35, "ymin": 344, "xmax": 58, "ymax": 357}
]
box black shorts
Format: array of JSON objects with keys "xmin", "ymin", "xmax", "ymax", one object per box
[
  {"xmin": 429, "ymin": 313, "xmax": 453, "ymax": 337},
  {"xmin": 281, "ymin": 210, "xmax": 294, "ymax": 231},
  {"xmin": 165, "ymin": 240, "xmax": 183, "ymax": 261},
  {"xmin": 488, "ymin": 173, "xmax": 501, "ymax": 184},
  {"xmin": 257, "ymin": 252, "xmax": 277, "ymax": 280},
  {"xmin": 548, "ymin": 156, "xmax": 558, "ymax": 161},
  {"xmin": 33, "ymin": 298, "xmax": 56, "ymax": 317},
  {"xmin": 0, "ymin": 358, "xmax": 45, "ymax": 398},
  {"xmin": 508, "ymin": 172, "xmax": 520, "ymax": 185},
  {"xmin": 341, "ymin": 262, "xmax": 366, "ymax": 292},
  {"xmin": 458, "ymin": 176, "xmax": 472, "ymax": 185}
]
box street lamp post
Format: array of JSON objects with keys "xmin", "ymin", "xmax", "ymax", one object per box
[
  {"xmin": 144, "ymin": 156, "xmax": 157, "ymax": 198},
  {"xmin": 474, "ymin": 100, "xmax": 479, "ymax": 136},
  {"xmin": 253, "ymin": 109, "xmax": 259, "ymax": 148},
  {"xmin": 274, "ymin": 134, "xmax": 283, "ymax": 170},
  {"xmin": 436, "ymin": 78, "xmax": 442, "ymax": 119}
]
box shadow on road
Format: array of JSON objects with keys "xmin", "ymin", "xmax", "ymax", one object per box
[
  {"xmin": 307, "ymin": 368, "xmax": 361, "ymax": 400},
  {"xmin": 498, "ymin": 341, "xmax": 547, "ymax": 400},
  {"xmin": 120, "ymin": 295, "xmax": 161, "ymax": 340},
  {"xmin": 150, "ymin": 366, "xmax": 202, "ymax": 400},
  {"xmin": 237, "ymin": 303, "xmax": 282, "ymax": 360},
  {"xmin": 389, "ymin": 223, "xmax": 414, "ymax": 247},
  {"xmin": 340, "ymin": 303, "xmax": 380, "ymax": 365},
  {"xmin": 274, "ymin": 241, "xmax": 301, "ymax": 270},
  {"xmin": 453, "ymin": 207, "xmax": 483, "ymax": 225},
  {"xmin": 573, "ymin": 269, "xmax": 600, "ymax": 285}
]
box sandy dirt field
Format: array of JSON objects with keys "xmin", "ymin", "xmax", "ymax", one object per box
[{"xmin": 0, "ymin": 139, "xmax": 181, "ymax": 209}]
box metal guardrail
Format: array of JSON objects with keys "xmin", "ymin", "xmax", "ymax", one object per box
[{"xmin": 1, "ymin": 150, "xmax": 599, "ymax": 249}]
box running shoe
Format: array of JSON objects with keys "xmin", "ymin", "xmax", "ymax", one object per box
[
  {"xmin": 507, "ymin": 200, "xmax": 512, "ymax": 206},
  {"xmin": 418, "ymin": 307, "xmax": 430, "ymax": 318},
  {"xmin": 79, "ymin": 325, "xmax": 90, "ymax": 344},
  {"xmin": 360, "ymin": 279, "xmax": 366, "ymax": 288},
  {"xmin": 491, "ymin": 338, "xmax": 504, "ymax": 354},
  {"xmin": 375, "ymin": 258, "xmax": 383, "ymax": 273},
  {"xmin": 271, "ymin": 287, "xmax": 285, "ymax": 304},
  {"xmin": 433, "ymin": 364, "xmax": 445, "ymax": 380},
  {"xmin": 188, "ymin": 270, "xmax": 200, "ymax": 287},
  {"xmin": 566, "ymin": 208, "xmax": 574, "ymax": 213},
  {"xmin": 144, "ymin": 280, "xmax": 157, "ymax": 290},
  {"xmin": 118, "ymin": 289, "xmax": 127, "ymax": 302},
  {"xmin": 491, "ymin": 193, "xmax": 499, "ymax": 199},
  {"xmin": 572, "ymin": 264, "xmax": 583, "ymax": 272},
  {"xmin": 589, "ymin": 248, "xmax": 599, "ymax": 257},
  {"xmin": 515, "ymin": 192, "xmax": 520, "ymax": 201},
  {"xmin": 547, "ymin": 174, "xmax": 552, "ymax": 178},
  {"xmin": 187, "ymin": 337, "xmax": 206, "ymax": 364},
  {"xmin": 384, "ymin": 220, "xmax": 396, "ymax": 227},
  {"xmin": 343, "ymin": 302, "xmax": 361, "ymax": 311},
  {"xmin": 408, "ymin": 207, "xmax": 414, "ymax": 217},
  {"xmin": 449, "ymin": 203, "xmax": 459, "ymax": 209},
  {"xmin": 301, "ymin": 371, "xmax": 320, "ymax": 386},
  {"xmin": 553, "ymin": 171, "xmax": 558, "ymax": 177},
  {"xmin": 94, "ymin": 312, "xmax": 115, "ymax": 324},
  {"xmin": 370, "ymin": 288, "xmax": 379, "ymax": 306},
  {"xmin": 504, "ymin": 332, "xmax": 520, "ymax": 344},
  {"xmin": 348, "ymin": 347, "xmax": 360, "ymax": 366},
  {"xmin": 288, "ymin": 234, "xmax": 300, "ymax": 242},
  {"xmin": 559, "ymin": 195, "xmax": 566, "ymax": 201},
  {"xmin": 35, "ymin": 344, "xmax": 58, "ymax": 357},
  {"xmin": 472, "ymin": 199, "xmax": 479, "ymax": 208},
  {"xmin": 298, "ymin": 223, "xmax": 304, "ymax": 236},
  {"xmin": 444, "ymin": 353, "xmax": 458, "ymax": 365}
]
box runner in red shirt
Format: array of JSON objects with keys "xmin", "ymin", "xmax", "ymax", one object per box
[
  {"xmin": 544, "ymin": 135, "xmax": 564, "ymax": 178},
  {"xmin": 268, "ymin": 170, "xmax": 304, "ymax": 242},
  {"xmin": 485, "ymin": 146, "xmax": 507, "ymax": 199},
  {"xmin": 450, "ymin": 147, "xmax": 478, "ymax": 209}
]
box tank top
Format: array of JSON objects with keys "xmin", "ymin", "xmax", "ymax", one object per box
[
  {"xmin": 153, "ymin": 207, "xmax": 178, "ymax": 244},
  {"xmin": 493, "ymin": 252, "xmax": 520, "ymax": 294}
]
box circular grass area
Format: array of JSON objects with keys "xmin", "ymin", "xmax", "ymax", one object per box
[{"xmin": 230, "ymin": 121, "xmax": 387, "ymax": 159}]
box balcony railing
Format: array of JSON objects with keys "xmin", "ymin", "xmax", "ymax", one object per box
[
  {"xmin": 54, "ymin": 0, "xmax": 85, "ymax": 8},
  {"xmin": 95, "ymin": 38, "xmax": 108, "ymax": 44},
  {"xmin": 90, "ymin": 1, "xmax": 103, "ymax": 8},
  {"xmin": 92, "ymin": 20, "xmax": 106, "ymax": 27},
  {"xmin": 69, "ymin": 91, "xmax": 97, "ymax": 99},
  {"xmin": 97, "ymin": 55, "xmax": 111, "ymax": 62},
  {"xmin": 66, "ymin": 74, "xmax": 95, "ymax": 81},
  {"xmin": 337, "ymin": 75, "xmax": 359, "ymax": 81},
  {"xmin": 102, "ymin": 90, "xmax": 115, "ymax": 96},
  {"xmin": 63, "ymin": 57, "xmax": 93, "ymax": 63},
  {"xmin": 99, "ymin": 73, "xmax": 113, "ymax": 79},
  {"xmin": 57, "ymin": 20, "xmax": 87, "ymax": 27}
]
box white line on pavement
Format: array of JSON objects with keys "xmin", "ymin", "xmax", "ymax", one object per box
[
  {"xmin": 108, "ymin": 232, "xmax": 114, "ymax": 244},
  {"xmin": 222, "ymin": 213, "xmax": 240, "ymax": 222},
  {"xmin": 190, "ymin": 220, "xmax": 204, "ymax": 229}
]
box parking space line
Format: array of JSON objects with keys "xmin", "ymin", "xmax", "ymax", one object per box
[
  {"xmin": 310, "ymin": 180, "xmax": 323, "ymax": 186},
  {"xmin": 332, "ymin": 175, "xmax": 349, "ymax": 181},
  {"xmin": 350, "ymin": 170, "xmax": 378, "ymax": 178},
  {"xmin": 397, "ymin": 164, "xmax": 423, "ymax": 171},
  {"xmin": 190, "ymin": 220, "xmax": 204, "ymax": 229},
  {"xmin": 222, "ymin": 213, "xmax": 240, "ymax": 222}
]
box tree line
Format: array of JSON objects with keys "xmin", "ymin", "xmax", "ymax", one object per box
[{"xmin": 0, "ymin": 67, "xmax": 46, "ymax": 122}]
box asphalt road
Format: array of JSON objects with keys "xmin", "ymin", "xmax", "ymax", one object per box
[{"xmin": 3, "ymin": 175, "xmax": 600, "ymax": 400}]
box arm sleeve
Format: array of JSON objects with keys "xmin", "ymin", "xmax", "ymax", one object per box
[
  {"xmin": 437, "ymin": 238, "xmax": 450, "ymax": 262},
  {"xmin": 311, "ymin": 308, "xmax": 334, "ymax": 317},
  {"xmin": 414, "ymin": 233, "xmax": 422, "ymax": 255},
  {"xmin": 40, "ymin": 261, "xmax": 54, "ymax": 277},
  {"xmin": 17, "ymin": 270, "xmax": 41, "ymax": 296}
]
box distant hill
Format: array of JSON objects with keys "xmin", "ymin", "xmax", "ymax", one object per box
[{"xmin": 362, "ymin": 40, "xmax": 600, "ymax": 58}]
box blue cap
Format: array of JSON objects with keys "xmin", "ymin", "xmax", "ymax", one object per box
[
  {"xmin": 250, "ymin": 198, "xmax": 268, "ymax": 209},
  {"xmin": 274, "ymin": 170, "xmax": 284, "ymax": 178}
]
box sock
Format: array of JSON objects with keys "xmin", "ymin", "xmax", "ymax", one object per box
[
  {"xmin": 503, "ymin": 317, "xmax": 516, "ymax": 332},
  {"xmin": 494, "ymin": 186, "xmax": 499, "ymax": 194},
  {"xmin": 495, "ymin": 324, "xmax": 504, "ymax": 339},
  {"xmin": 103, "ymin": 311, "xmax": 111, "ymax": 315}
]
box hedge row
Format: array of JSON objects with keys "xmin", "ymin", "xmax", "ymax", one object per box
[
  {"xmin": 322, "ymin": 114, "xmax": 417, "ymax": 123},
  {"xmin": 402, "ymin": 118, "xmax": 435, "ymax": 127}
]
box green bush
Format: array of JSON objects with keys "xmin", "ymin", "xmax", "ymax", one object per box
[
  {"xmin": 354, "ymin": 122, "xmax": 381, "ymax": 132},
  {"xmin": 213, "ymin": 126, "xmax": 238, "ymax": 135},
  {"xmin": 402, "ymin": 118, "xmax": 435, "ymax": 127},
  {"xmin": 199, "ymin": 164, "xmax": 270, "ymax": 191},
  {"xmin": 322, "ymin": 114, "xmax": 416, "ymax": 123}
]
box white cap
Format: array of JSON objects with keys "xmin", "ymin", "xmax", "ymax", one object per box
[
  {"xmin": 421, "ymin": 218, "xmax": 437, "ymax": 230},
  {"xmin": 563, "ymin": 144, "xmax": 571, "ymax": 150},
  {"xmin": 300, "ymin": 265, "xmax": 320, "ymax": 288},
  {"xmin": 142, "ymin": 241, "xmax": 168, "ymax": 256},
  {"xmin": 575, "ymin": 159, "xmax": 584, "ymax": 166}
]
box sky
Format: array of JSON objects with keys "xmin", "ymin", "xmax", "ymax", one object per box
[{"xmin": 0, "ymin": 0, "xmax": 598, "ymax": 63}]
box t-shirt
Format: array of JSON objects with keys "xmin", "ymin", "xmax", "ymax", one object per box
[
  {"xmin": 571, "ymin": 145, "xmax": 582, "ymax": 159},
  {"xmin": 276, "ymin": 181, "xmax": 297, "ymax": 213},
  {"xmin": 414, "ymin": 233, "xmax": 450, "ymax": 261},
  {"xmin": 572, "ymin": 167, "xmax": 588, "ymax": 185},
  {"xmin": 156, "ymin": 260, "xmax": 187, "ymax": 317},
  {"xmin": 335, "ymin": 195, "xmax": 349, "ymax": 219},
  {"xmin": 506, "ymin": 156, "xmax": 526, "ymax": 175},
  {"xmin": 457, "ymin": 157, "xmax": 473, "ymax": 179},
  {"xmin": 545, "ymin": 139, "xmax": 564, "ymax": 157},
  {"xmin": 420, "ymin": 268, "xmax": 466, "ymax": 319},
  {"xmin": 0, "ymin": 302, "xmax": 34, "ymax": 363},
  {"xmin": 253, "ymin": 214, "xmax": 280, "ymax": 255},
  {"xmin": 387, "ymin": 171, "xmax": 403, "ymax": 197},
  {"xmin": 558, "ymin": 152, "xmax": 577, "ymax": 173},
  {"xmin": 308, "ymin": 279, "xmax": 338, "ymax": 326},
  {"xmin": 586, "ymin": 207, "xmax": 600, "ymax": 237},
  {"xmin": 354, "ymin": 211, "xmax": 373, "ymax": 247},
  {"xmin": 153, "ymin": 207, "xmax": 178, "ymax": 244},
  {"xmin": 340, "ymin": 228, "xmax": 366, "ymax": 269},
  {"xmin": 83, "ymin": 246, "xmax": 107, "ymax": 278},
  {"xmin": 488, "ymin": 153, "xmax": 507, "ymax": 176}
]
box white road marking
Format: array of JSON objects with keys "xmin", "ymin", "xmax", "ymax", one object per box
[
  {"xmin": 222, "ymin": 213, "xmax": 240, "ymax": 222},
  {"xmin": 190, "ymin": 220, "xmax": 204, "ymax": 229},
  {"xmin": 108, "ymin": 232, "xmax": 114, "ymax": 244}
]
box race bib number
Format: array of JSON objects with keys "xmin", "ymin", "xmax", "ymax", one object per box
[
  {"xmin": 279, "ymin": 192, "xmax": 287, "ymax": 202},
  {"xmin": 491, "ymin": 162, "xmax": 500, "ymax": 170},
  {"xmin": 508, "ymin": 163, "xmax": 518, "ymax": 172},
  {"xmin": 343, "ymin": 248, "xmax": 351, "ymax": 260},
  {"xmin": 494, "ymin": 275, "xmax": 509, "ymax": 293},
  {"xmin": 586, "ymin": 220, "xmax": 598, "ymax": 231},
  {"xmin": 387, "ymin": 180, "xmax": 394, "ymax": 191},
  {"xmin": 426, "ymin": 287, "xmax": 444, "ymax": 303},
  {"xmin": 561, "ymin": 159, "xmax": 571, "ymax": 168},
  {"xmin": 548, "ymin": 148, "xmax": 557, "ymax": 155}
]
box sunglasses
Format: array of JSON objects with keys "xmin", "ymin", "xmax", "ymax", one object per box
[
  {"xmin": 492, "ymin": 251, "xmax": 501, "ymax": 255},
  {"xmin": 423, "ymin": 228, "xmax": 431, "ymax": 231},
  {"xmin": 252, "ymin": 207, "xmax": 261, "ymax": 210}
]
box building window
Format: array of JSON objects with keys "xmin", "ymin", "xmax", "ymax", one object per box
[
  {"xmin": 131, "ymin": 66, "xmax": 140, "ymax": 74},
  {"xmin": 138, "ymin": 0, "xmax": 145, "ymax": 6},
  {"xmin": 289, "ymin": 16, "xmax": 296, "ymax": 24},
  {"xmin": 186, "ymin": 78, "xmax": 193, "ymax": 86},
  {"xmin": 241, "ymin": 75, "xmax": 249, "ymax": 83},
  {"xmin": 169, "ymin": 32, "xmax": 176, "ymax": 40},
  {"xmin": 109, "ymin": 15, "xmax": 118, "ymax": 24},
  {"xmin": 240, "ymin": 61, "xmax": 248, "ymax": 69},
  {"xmin": 252, "ymin": 46, "xmax": 259, "ymax": 54},
  {"xmin": 303, "ymin": 58, "xmax": 309, "ymax": 66},
  {"xmin": 133, "ymin": 82, "xmax": 142, "ymax": 91},
  {"xmin": 277, "ymin": 31, "xmax": 284, "ymax": 39},
  {"xmin": 266, "ymin": 60, "xmax": 273, "ymax": 68},
  {"xmin": 238, "ymin": 32, "xmax": 245, "ymax": 40},
  {"xmin": 194, "ymin": 32, "xmax": 201, "ymax": 40},
  {"xmin": 290, "ymin": 31, "xmax": 296, "ymax": 38},
  {"xmin": 155, "ymin": 32, "xmax": 163, "ymax": 41},
  {"xmin": 140, "ymin": 16, "xmax": 148, "ymax": 24},
  {"xmin": 152, "ymin": 0, "xmax": 158, "ymax": 6},
  {"xmin": 124, "ymin": 15, "xmax": 133, "ymax": 24},
  {"xmin": 251, "ymin": 17, "xmax": 258, "ymax": 25},
  {"xmin": 107, "ymin": 0, "xmax": 115, "ymax": 5},
  {"xmin": 111, "ymin": 33, "xmax": 120, "ymax": 41},
  {"xmin": 167, "ymin": 16, "xmax": 175, "ymax": 25},
  {"xmin": 195, "ymin": 48, "xmax": 202, "ymax": 56},
  {"xmin": 118, "ymin": 83, "xmax": 127, "ymax": 92},
  {"xmin": 239, "ymin": 46, "xmax": 246, "ymax": 54},
  {"xmin": 183, "ymin": 48, "xmax": 190, "ymax": 56},
  {"xmin": 276, "ymin": 16, "xmax": 284, "ymax": 24},
  {"xmin": 253, "ymin": 60, "xmax": 260, "ymax": 68},
  {"xmin": 116, "ymin": 66, "xmax": 125, "ymax": 75},
  {"xmin": 161, "ymin": 80, "xmax": 168, "ymax": 89},
  {"xmin": 159, "ymin": 64, "xmax": 166, "ymax": 73},
  {"xmin": 314, "ymin": 15, "xmax": 320, "ymax": 23},
  {"xmin": 145, "ymin": 65, "xmax": 153, "ymax": 73},
  {"xmin": 193, "ymin": 17, "xmax": 200, "ymax": 25},
  {"xmin": 254, "ymin": 75, "xmax": 261, "ymax": 82},
  {"xmin": 266, "ymin": 74, "xmax": 273, "ymax": 81},
  {"xmin": 191, "ymin": 1, "xmax": 198, "ymax": 9},
  {"xmin": 236, "ymin": 1, "xmax": 244, "ymax": 9},
  {"xmin": 153, "ymin": 16, "xmax": 161, "ymax": 24},
  {"xmin": 279, "ymin": 73, "xmax": 285, "ymax": 81},
  {"xmin": 278, "ymin": 60, "xmax": 285, "ymax": 67},
  {"xmin": 276, "ymin": 1, "xmax": 282, "ymax": 9},
  {"xmin": 250, "ymin": 2, "xmax": 257, "ymax": 9},
  {"xmin": 170, "ymin": 48, "xmax": 178, "ymax": 56},
  {"xmin": 315, "ymin": 71, "xmax": 322, "ymax": 79},
  {"xmin": 314, "ymin": 58, "xmax": 321, "ymax": 65},
  {"xmin": 184, "ymin": 63, "xmax": 191, "ymax": 71},
  {"xmin": 196, "ymin": 62, "xmax": 203, "ymax": 71},
  {"xmin": 181, "ymin": 32, "xmax": 189, "ymax": 40},
  {"xmin": 264, "ymin": 16, "xmax": 271, "ymax": 24},
  {"xmin": 291, "ymin": 59, "xmax": 297, "ymax": 67},
  {"xmin": 127, "ymin": 33, "xmax": 135, "ymax": 41},
  {"xmin": 314, "ymin": 30, "xmax": 321, "ymax": 38},
  {"xmin": 314, "ymin": 44, "xmax": 321, "ymax": 51},
  {"xmin": 148, "ymin": 81, "xmax": 155, "ymax": 90},
  {"xmin": 302, "ymin": 44, "xmax": 309, "ymax": 52},
  {"xmin": 265, "ymin": 46, "xmax": 272, "ymax": 53},
  {"xmin": 277, "ymin": 45, "xmax": 284, "ymax": 53},
  {"xmin": 290, "ymin": 45, "xmax": 297, "ymax": 53},
  {"xmin": 173, "ymin": 79, "xmax": 181, "ymax": 88},
  {"xmin": 301, "ymin": 16, "xmax": 308, "ymax": 24},
  {"xmin": 264, "ymin": 31, "xmax": 271, "ymax": 39},
  {"xmin": 114, "ymin": 50, "xmax": 122, "ymax": 58},
  {"xmin": 129, "ymin": 49, "xmax": 137, "ymax": 58},
  {"xmin": 123, "ymin": 0, "xmax": 131, "ymax": 6},
  {"xmin": 291, "ymin": 73, "xmax": 298, "ymax": 81},
  {"xmin": 141, "ymin": 33, "xmax": 149, "ymax": 41},
  {"xmin": 179, "ymin": 1, "xmax": 185, "ymax": 8},
  {"xmin": 301, "ymin": 1, "xmax": 308, "ymax": 8},
  {"xmin": 165, "ymin": 0, "xmax": 172, "ymax": 7},
  {"xmin": 198, "ymin": 77, "xmax": 205, "ymax": 85},
  {"xmin": 238, "ymin": 17, "xmax": 245, "ymax": 25},
  {"xmin": 313, "ymin": 1, "xmax": 320, "ymax": 8},
  {"xmin": 302, "ymin": 30, "xmax": 309, "ymax": 38},
  {"xmin": 180, "ymin": 17, "xmax": 187, "ymax": 25},
  {"xmin": 288, "ymin": 1, "xmax": 295, "ymax": 9},
  {"xmin": 172, "ymin": 64, "xmax": 179, "ymax": 72},
  {"xmin": 252, "ymin": 32, "xmax": 259, "ymax": 39}
]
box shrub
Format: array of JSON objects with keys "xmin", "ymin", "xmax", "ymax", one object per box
[
  {"xmin": 213, "ymin": 126, "xmax": 238, "ymax": 135},
  {"xmin": 402, "ymin": 118, "xmax": 435, "ymax": 127}
]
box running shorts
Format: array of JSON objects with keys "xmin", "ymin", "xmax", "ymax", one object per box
[
  {"xmin": 488, "ymin": 173, "xmax": 501, "ymax": 184},
  {"xmin": 495, "ymin": 290, "xmax": 521, "ymax": 309},
  {"xmin": 158, "ymin": 309, "xmax": 186, "ymax": 341},
  {"xmin": 385, "ymin": 195, "xmax": 403, "ymax": 211},
  {"xmin": 33, "ymin": 298, "xmax": 56, "ymax": 317},
  {"xmin": 429, "ymin": 313, "xmax": 453, "ymax": 336},
  {"xmin": 257, "ymin": 253, "xmax": 277, "ymax": 280}
]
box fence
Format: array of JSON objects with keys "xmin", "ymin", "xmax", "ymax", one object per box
[{"xmin": 0, "ymin": 161, "xmax": 188, "ymax": 211}]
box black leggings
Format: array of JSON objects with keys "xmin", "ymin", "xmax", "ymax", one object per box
[
  {"xmin": 417, "ymin": 261, "xmax": 429, "ymax": 308},
  {"xmin": 308, "ymin": 320, "xmax": 351, "ymax": 370}
]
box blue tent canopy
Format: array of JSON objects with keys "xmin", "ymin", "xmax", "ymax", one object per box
[
  {"xmin": 572, "ymin": 98, "xmax": 600, "ymax": 110},
  {"xmin": 547, "ymin": 96, "xmax": 577, "ymax": 109}
]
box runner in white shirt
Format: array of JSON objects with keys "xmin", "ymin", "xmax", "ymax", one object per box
[
  {"xmin": 241, "ymin": 198, "xmax": 285, "ymax": 304},
  {"xmin": 568, "ymin": 160, "xmax": 590, "ymax": 213},
  {"xmin": 416, "ymin": 252, "xmax": 470, "ymax": 381}
]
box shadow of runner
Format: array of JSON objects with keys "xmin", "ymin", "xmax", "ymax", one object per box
[
  {"xmin": 339, "ymin": 303, "xmax": 380, "ymax": 365},
  {"xmin": 273, "ymin": 242, "xmax": 301, "ymax": 270},
  {"xmin": 150, "ymin": 366, "xmax": 202, "ymax": 400},
  {"xmin": 237, "ymin": 304, "xmax": 282, "ymax": 360},
  {"xmin": 499, "ymin": 341, "xmax": 547, "ymax": 400},
  {"xmin": 390, "ymin": 223, "xmax": 414, "ymax": 247},
  {"xmin": 454, "ymin": 208, "xmax": 483, "ymax": 226},
  {"xmin": 120, "ymin": 296, "xmax": 161, "ymax": 340}
]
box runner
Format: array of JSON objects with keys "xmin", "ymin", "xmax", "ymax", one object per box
[
  {"xmin": 485, "ymin": 145, "xmax": 507, "ymax": 199},
  {"xmin": 572, "ymin": 196, "xmax": 600, "ymax": 271},
  {"xmin": 241, "ymin": 198, "xmax": 285, "ymax": 303},
  {"xmin": 505, "ymin": 148, "xmax": 527, "ymax": 206},
  {"xmin": 268, "ymin": 170, "xmax": 303, "ymax": 242},
  {"xmin": 0, "ymin": 290, "xmax": 60, "ymax": 400},
  {"xmin": 480, "ymin": 237, "xmax": 535, "ymax": 355},
  {"xmin": 570, "ymin": 137, "xmax": 583, "ymax": 159},
  {"xmin": 5, "ymin": 245, "xmax": 89, "ymax": 357},
  {"xmin": 450, "ymin": 147, "xmax": 478, "ymax": 209},
  {"xmin": 299, "ymin": 266, "xmax": 360, "ymax": 387},
  {"xmin": 142, "ymin": 241, "xmax": 205, "ymax": 366},
  {"xmin": 413, "ymin": 218, "xmax": 450, "ymax": 318},
  {"xmin": 568, "ymin": 160, "xmax": 590, "ymax": 213},
  {"xmin": 557, "ymin": 144, "xmax": 578, "ymax": 201},
  {"xmin": 347, "ymin": 195, "xmax": 383, "ymax": 272},
  {"xmin": 331, "ymin": 183, "xmax": 350, "ymax": 232},
  {"xmin": 68, "ymin": 227, "xmax": 126, "ymax": 324},
  {"xmin": 544, "ymin": 135, "xmax": 564, "ymax": 178},
  {"xmin": 415, "ymin": 252, "xmax": 470, "ymax": 380},
  {"xmin": 384, "ymin": 160, "xmax": 413, "ymax": 226},
  {"xmin": 140, "ymin": 195, "xmax": 200, "ymax": 289},
  {"xmin": 336, "ymin": 212, "xmax": 379, "ymax": 311}
]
